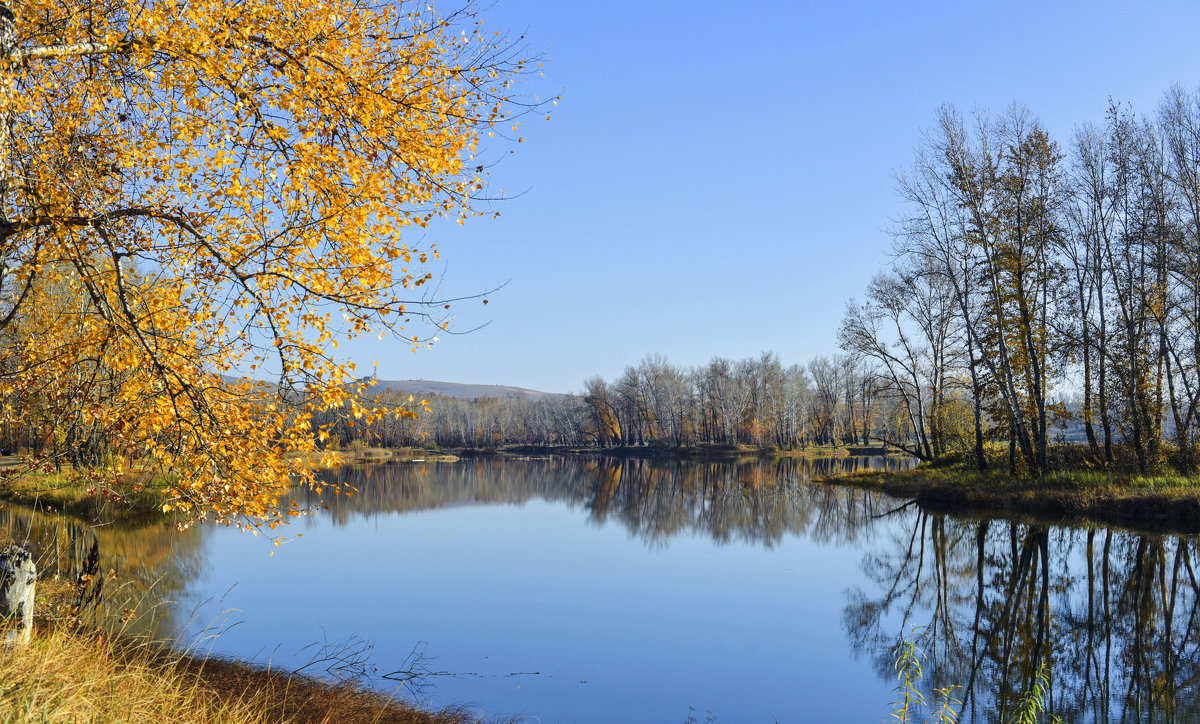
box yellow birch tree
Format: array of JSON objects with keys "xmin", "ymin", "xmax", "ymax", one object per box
[{"xmin": 0, "ymin": 0, "xmax": 546, "ymax": 526}]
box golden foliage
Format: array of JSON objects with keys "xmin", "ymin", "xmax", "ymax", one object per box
[{"xmin": 0, "ymin": 0, "xmax": 547, "ymax": 525}]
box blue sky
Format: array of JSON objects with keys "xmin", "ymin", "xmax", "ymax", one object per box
[{"xmin": 354, "ymin": 0, "xmax": 1200, "ymax": 394}]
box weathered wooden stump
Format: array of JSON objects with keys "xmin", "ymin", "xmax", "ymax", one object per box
[{"xmin": 0, "ymin": 545, "xmax": 35, "ymax": 645}]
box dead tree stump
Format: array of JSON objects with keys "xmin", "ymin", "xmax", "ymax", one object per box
[{"xmin": 0, "ymin": 545, "xmax": 35, "ymax": 645}]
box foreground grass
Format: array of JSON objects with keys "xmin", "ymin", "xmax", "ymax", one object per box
[
  {"xmin": 1, "ymin": 628, "xmax": 482, "ymax": 723},
  {"xmin": 888, "ymin": 633, "xmax": 1062, "ymax": 724},
  {"xmin": 0, "ymin": 581, "xmax": 485, "ymax": 724},
  {"xmin": 826, "ymin": 459, "xmax": 1200, "ymax": 531}
]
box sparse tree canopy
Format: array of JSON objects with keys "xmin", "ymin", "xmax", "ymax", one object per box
[
  {"xmin": 0, "ymin": 0, "xmax": 546, "ymax": 525},
  {"xmin": 853, "ymin": 87, "xmax": 1200, "ymax": 476}
]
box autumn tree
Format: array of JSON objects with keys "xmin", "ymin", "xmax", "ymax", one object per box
[
  {"xmin": 695, "ymin": 357, "xmax": 744, "ymax": 444},
  {"xmin": 807, "ymin": 355, "xmax": 842, "ymax": 445},
  {"xmin": 1063, "ymin": 123, "xmax": 1115, "ymax": 462},
  {"xmin": 1160, "ymin": 85, "xmax": 1200, "ymax": 469},
  {"xmin": 878, "ymin": 88, "xmax": 1200, "ymax": 476},
  {"xmin": 937, "ymin": 106, "xmax": 1067, "ymax": 474},
  {"xmin": 839, "ymin": 264, "xmax": 955, "ymax": 461},
  {"xmin": 0, "ymin": 0, "xmax": 548, "ymax": 525},
  {"xmin": 582, "ymin": 377, "xmax": 623, "ymax": 447},
  {"xmin": 893, "ymin": 109, "xmax": 992, "ymax": 471}
]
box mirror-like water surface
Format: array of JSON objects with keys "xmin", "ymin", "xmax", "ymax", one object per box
[{"xmin": 6, "ymin": 455, "xmax": 1199, "ymax": 723}]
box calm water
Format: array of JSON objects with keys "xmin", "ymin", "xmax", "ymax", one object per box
[{"xmin": 5, "ymin": 455, "xmax": 1200, "ymax": 723}]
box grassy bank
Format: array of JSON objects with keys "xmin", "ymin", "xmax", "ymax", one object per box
[
  {"xmin": 1, "ymin": 629, "xmax": 480, "ymax": 723},
  {"xmin": 457, "ymin": 442, "xmax": 876, "ymax": 460},
  {"xmin": 0, "ymin": 447, "xmax": 461, "ymax": 527},
  {"xmin": 0, "ymin": 577, "xmax": 484, "ymax": 724},
  {"xmin": 0, "ymin": 442, "xmax": 867, "ymax": 527},
  {"xmin": 0, "ymin": 460, "xmax": 169, "ymax": 526},
  {"xmin": 825, "ymin": 462, "xmax": 1200, "ymax": 532},
  {"xmin": 286, "ymin": 446, "xmax": 461, "ymax": 468}
]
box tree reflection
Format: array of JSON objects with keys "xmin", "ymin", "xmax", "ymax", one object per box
[
  {"xmin": 0, "ymin": 505, "xmax": 205, "ymax": 639},
  {"xmin": 844, "ymin": 510, "xmax": 1200, "ymax": 723},
  {"xmin": 0, "ymin": 456, "xmax": 909, "ymax": 644},
  {"xmin": 8, "ymin": 456, "xmax": 1199, "ymax": 721},
  {"xmin": 296, "ymin": 456, "xmax": 912, "ymax": 547}
]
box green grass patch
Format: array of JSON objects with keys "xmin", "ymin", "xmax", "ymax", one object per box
[
  {"xmin": 0, "ymin": 462, "xmax": 170, "ymax": 526},
  {"xmin": 822, "ymin": 459, "xmax": 1200, "ymax": 532}
]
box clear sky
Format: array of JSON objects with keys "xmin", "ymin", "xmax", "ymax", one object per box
[{"xmin": 351, "ymin": 0, "xmax": 1200, "ymax": 394}]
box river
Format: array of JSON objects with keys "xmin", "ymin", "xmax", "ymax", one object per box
[{"xmin": 3, "ymin": 455, "xmax": 1194, "ymax": 723}]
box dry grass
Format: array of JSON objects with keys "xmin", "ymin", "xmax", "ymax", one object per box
[
  {"xmin": 773, "ymin": 444, "xmax": 854, "ymax": 459},
  {"xmin": 2, "ymin": 624, "xmax": 272, "ymax": 723},
  {"xmin": 0, "ymin": 567, "xmax": 487, "ymax": 724},
  {"xmin": 283, "ymin": 447, "xmax": 434, "ymax": 468},
  {"xmin": 0, "ymin": 624, "xmax": 483, "ymax": 723}
]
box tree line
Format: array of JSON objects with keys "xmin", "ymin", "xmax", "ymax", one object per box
[
  {"xmin": 318, "ymin": 351, "xmax": 893, "ymax": 451},
  {"xmin": 327, "ymin": 83, "xmax": 1200, "ymax": 478},
  {"xmin": 840, "ymin": 85, "xmax": 1200, "ymax": 474},
  {"xmin": 21, "ymin": 68, "xmax": 1186, "ymax": 478}
]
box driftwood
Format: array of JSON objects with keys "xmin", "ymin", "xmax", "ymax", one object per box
[{"xmin": 0, "ymin": 545, "xmax": 35, "ymax": 645}]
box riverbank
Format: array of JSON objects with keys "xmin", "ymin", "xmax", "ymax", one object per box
[
  {"xmin": 0, "ymin": 574, "xmax": 485, "ymax": 723},
  {"xmin": 457, "ymin": 442, "xmax": 887, "ymax": 460},
  {"xmin": 0, "ymin": 448, "xmax": 462, "ymax": 527},
  {"xmin": 286, "ymin": 446, "xmax": 461, "ymax": 467},
  {"xmin": 825, "ymin": 464, "xmax": 1200, "ymax": 533},
  {"xmin": 0, "ymin": 443, "xmax": 874, "ymax": 527},
  {"xmin": 0, "ymin": 462, "xmax": 168, "ymax": 526}
]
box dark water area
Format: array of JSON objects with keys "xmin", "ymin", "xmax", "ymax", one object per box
[{"xmin": 4, "ymin": 455, "xmax": 1199, "ymax": 722}]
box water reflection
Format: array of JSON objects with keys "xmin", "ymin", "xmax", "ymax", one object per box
[
  {"xmin": 0, "ymin": 504, "xmax": 204, "ymax": 638},
  {"xmin": 296, "ymin": 455, "xmax": 913, "ymax": 547},
  {"xmin": 845, "ymin": 511, "xmax": 1200, "ymax": 723},
  {"xmin": 5, "ymin": 455, "xmax": 1199, "ymax": 721}
]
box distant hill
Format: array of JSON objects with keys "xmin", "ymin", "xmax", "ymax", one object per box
[{"xmin": 366, "ymin": 378, "xmax": 553, "ymax": 401}]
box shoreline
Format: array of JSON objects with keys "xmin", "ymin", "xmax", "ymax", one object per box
[
  {"xmin": 11, "ymin": 445, "xmax": 1200, "ymax": 535},
  {"xmin": 454, "ymin": 442, "xmax": 890, "ymax": 460},
  {"xmin": 0, "ymin": 572, "xmax": 482, "ymax": 724},
  {"xmin": 0, "ymin": 447, "xmax": 462, "ymax": 527},
  {"xmin": 0, "ymin": 466, "xmax": 168, "ymax": 527},
  {"xmin": 822, "ymin": 466, "xmax": 1200, "ymax": 534}
]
